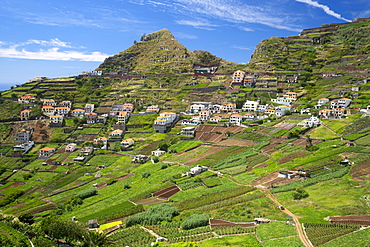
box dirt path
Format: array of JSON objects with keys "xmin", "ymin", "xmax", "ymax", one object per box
[{"xmin": 260, "ymin": 188, "xmax": 313, "ymax": 247}]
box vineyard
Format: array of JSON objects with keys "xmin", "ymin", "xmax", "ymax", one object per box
[
  {"xmin": 173, "ymin": 186, "xmax": 256, "ymax": 211},
  {"xmin": 108, "ymin": 225, "xmax": 156, "ymax": 246},
  {"xmin": 146, "ymin": 222, "xmax": 256, "ymax": 244},
  {"xmin": 303, "ymin": 223, "xmax": 359, "ymax": 246}
]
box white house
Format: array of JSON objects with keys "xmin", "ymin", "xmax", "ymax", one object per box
[
  {"xmin": 298, "ymin": 116, "xmax": 321, "ymax": 128},
  {"xmin": 71, "ymin": 109, "xmax": 85, "ymax": 118},
  {"xmin": 187, "ymin": 165, "xmax": 208, "ymax": 176},
  {"xmin": 317, "ymin": 98, "xmax": 329, "ymax": 108},
  {"xmin": 209, "ymin": 116, "xmax": 222, "ymax": 123},
  {"xmin": 93, "ymin": 137, "xmax": 108, "ymax": 150},
  {"xmin": 181, "ymin": 126, "xmax": 196, "ymax": 137},
  {"xmin": 151, "ymin": 149, "xmax": 166, "ymax": 157},
  {"xmin": 232, "ymin": 70, "xmax": 245, "ymax": 84},
  {"xmin": 120, "ymin": 138, "xmax": 134, "ymax": 148},
  {"xmin": 49, "ymin": 115, "xmax": 63, "ymax": 126},
  {"xmin": 229, "ymin": 114, "xmax": 243, "ymax": 124},
  {"xmin": 65, "ymin": 143, "xmax": 77, "ymax": 152},
  {"xmin": 275, "ymin": 105, "xmax": 291, "ymax": 117},
  {"xmin": 242, "ymin": 100, "xmax": 259, "ymax": 112},
  {"xmin": 54, "ymin": 107, "xmax": 69, "ymax": 117},
  {"xmin": 221, "ymin": 103, "xmax": 236, "ymax": 113},
  {"xmin": 209, "ymin": 104, "xmax": 221, "ymax": 114},
  {"xmin": 190, "ymin": 102, "xmax": 211, "ymax": 113},
  {"xmin": 85, "ymin": 104, "xmax": 95, "ymax": 114},
  {"xmin": 42, "ymin": 106, "xmax": 55, "ymax": 116},
  {"xmin": 18, "ymin": 95, "xmax": 36, "ymax": 104},
  {"xmin": 39, "ymin": 147, "xmax": 55, "ymax": 159},
  {"xmin": 111, "ymin": 129, "xmax": 124, "ymax": 137},
  {"xmin": 199, "ymin": 110, "xmax": 210, "ymax": 121}
]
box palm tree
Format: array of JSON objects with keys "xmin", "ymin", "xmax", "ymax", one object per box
[{"xmin": 85, "ymin": 231, "xmax": 112, "ymax": 246}]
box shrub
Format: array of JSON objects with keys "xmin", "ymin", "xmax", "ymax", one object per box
[
  {"xmin": 77, "ymin": 187, "xmax": 97, "ymax": 199},
  {"xmin": 181, "ymin": 214, "xmax": 209, "ymax": 230},
  {"xmin": 142, "ymin": 171, "xmax": 151, "ymax": 178},
  {"xmin": 106, "ymin": 178, "xmax": 117, "ymax": 185},
  {"xmin": 152, "ymin": 156, "xmax": 159, "ymax": 163},
  {"xmin": 125, "ymin": 204, "xmax": 178, "ymax": 227},
  {"xmin": 292, "ymin": 187, "xmax": 309, "ymax": 200}
]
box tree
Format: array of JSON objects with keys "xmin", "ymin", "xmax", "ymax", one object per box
[
  {"xmin": 18, "ymin": 213, "xmax": 35, "ymax": 225},
  {"xmin": 84, "ymin": 231, "xmax": 112, "ymax": 247},
  {"xmin": 157, "ymin": 142, "xmax": 170, "ymax": 152},
  {"xmin": 40, "ymin": 216, "xmax": 86, "ymax": 244},
  {"xmin": 292, "ymin": 187, "xmax": 309, "ymax": 200},
  {"xmin": 225, "ymin": 130, "xmax": 233, "ymax": 137}
]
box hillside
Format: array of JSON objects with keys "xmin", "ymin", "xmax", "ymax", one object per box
[
  {"xmin": 249, "ymin": 17, "xmax": 370, "ymax": 75},
  {"xmin": 0, "ymin": 21, "xmax": 369, "ymax": 247}
]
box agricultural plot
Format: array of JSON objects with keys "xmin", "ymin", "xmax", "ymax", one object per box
[
  {"xmin": 355, "ymin": 134, "xmax": 370, "ymax": 146},
  {"xmin": 198, "ymin": 234, "xmax": 260, "ymax": 247},
  {"xmin": 232, "ymin": 131, "xmax": 272, "ymax": 142},
  {"xmin": 0, "ymin": 222, "xmax": 31, "ymax": 247},
  {"xmin": 304, "ymin": 223, "xmax": 359, "ymax": 246},
  {"xmin": 270, "ymin": 167, "xmax": 350, "ymax": 193},
  {"xmin": 261, "ymin": 236, "xmax": 304, "ymax": 247},
  {"xmin": 256, "ymin": 221, "xmax": 297, "ymax": 240},
  {"xmin": 173, "ymin": 186, "xmax": 255, "ymax": 211},
  {"xmin": 169, "ymin": 140, "xmax": 203, "ymax": 152},
  {"xmin": 320, "ymin": 227, "xmax": 370, "ymax": 247},
  {"xmin": 108, "ymin": 225, "xmax": 156, "ymax": 246},
  {"xmin": 274, "ymin": 177, "xmax": 369, "ymax": 223},
  {"xmin": 202, "ymin": 177, "xmax": 222, "ymax": 188},
  {"xmin": 148, "ymin": 223, "xmax": 214, "ymax": 243},
  {"xmin": 210, "ymin": 148, "xmax": 257, "ymax": 174}
]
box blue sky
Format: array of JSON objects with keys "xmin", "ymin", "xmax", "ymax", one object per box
[{"xmin": 1, "ymin": 0, "xmax": 369, "ymax": 91}]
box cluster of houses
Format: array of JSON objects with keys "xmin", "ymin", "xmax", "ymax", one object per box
[
  {"xmin": 181, "ymin": 93, "xmax": 298, "ymax": 128},
  {"xmin": 13, "ymin": 127, "xmax": 34, "ymax": 156},
  {"xmin": 316, "ymin": 97, "xmax": 352, "ymax": 119}
]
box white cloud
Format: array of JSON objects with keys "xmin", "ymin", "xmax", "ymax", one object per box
[
  {"xmin": 176, "ymin": 19, "xmax": 219, "ymax": 30},
  {"xmin": 0, "ymin": 39, "xmax": 110, "ymax": 62},
  {"xmin": 240, "ymin": 27, "xmax": 254, "ymax": 32},
  {"xmin": 173, "ymin": 32, "xmax": 198, "ymax": 39},
  {"xmin": 295, "ymin": 0, "xmax": 351, "ymax": 22},
  {"xmin": 232, "ymin": 45, "xmax": 252, "ymax": 50}
]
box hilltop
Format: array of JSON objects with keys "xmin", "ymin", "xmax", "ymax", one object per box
[
  {"xmin": 98, "ymin": 28, "xmax": 238, "ymax": 75},
  {"xmin": 0, "ymin": 20, "xmax": 369, "ymax": 247}
]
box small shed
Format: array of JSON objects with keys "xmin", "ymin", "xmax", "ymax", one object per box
[
  {"xmin": 254, "ymin": 218, "xmax": 270, "ymax": 224},
  {"xmin": 88, "ymin": 219, "xmax": 99, "ymax": 230}
]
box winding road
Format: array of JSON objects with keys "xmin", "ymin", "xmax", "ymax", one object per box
[{"xmin": 260, "ymin": 188, "xmax": 313, "ymax": 247}]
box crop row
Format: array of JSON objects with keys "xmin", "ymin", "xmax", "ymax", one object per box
[
  {"xmin": 78, "ymin": 201, "xmax": 144, "ymax": 223},
  {"xmin": 211, "ymin": 149, "xmax": 257, "ymax": 170},
  {"xmin": 304, "ymin": 223, "xmax": 359, "ymax": 246},
  {"xmin": 108, "ymin": 225, "xmax": 156, "ymax": 246},
  {"xmin": 173, "ymin": 186, "xmax": 256, "ymax": 211},
  {"xmin": 195, "ymin": 191, "xmax": 265, "ymax": 212},
  {"xmin": 148, "ymin": 223, "xmax": 211, "ymax": 240},
  {"xmin": 177, "ymin": 180, "xmax": 203, "ymax": 190},
  {"xmin": 271, "ymin": 167, "xmax": 350, "ymax": 193},
  {"xmin": 212, "ymin": 226, "xmax": 256, "ymax": 235}
]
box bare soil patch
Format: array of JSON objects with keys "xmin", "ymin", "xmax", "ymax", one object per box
[
  {"xmin": 182, "ymin": 146, "xmax": 226, "ymax": 166},
  {"xmin": 327, "ymin": 215, "xmax": 370, "ymax": 226},
  {"xmin": 277, "ymin": 150, "xmax": 310, "ymax": 164}
]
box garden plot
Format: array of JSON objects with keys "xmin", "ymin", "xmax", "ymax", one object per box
[
  {"xmin": 209, "ymin": 218, "xmax": 256, "ymax": 228},
  {"xmin": 327, "ymin": 215, "xmax": 370, "ymax": 226}
]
